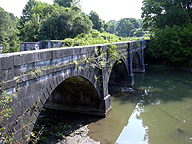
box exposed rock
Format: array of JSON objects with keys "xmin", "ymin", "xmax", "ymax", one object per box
[{"xmin": 57, "ymin": 125, "xmax": 100, "ymax": 144}]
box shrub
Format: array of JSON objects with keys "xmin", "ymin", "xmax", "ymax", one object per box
[{"xmin": 147, "ymin": 23, "xmax": 192, "ymax": 67}]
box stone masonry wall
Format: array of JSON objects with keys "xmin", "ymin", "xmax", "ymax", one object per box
[
  {"xmin": 20, "ymin": 41, "xmax": 63, "ymax": 51},
  {"xmin": 0, "ymin": 40, "xmax": 146, "ymax": 142}
]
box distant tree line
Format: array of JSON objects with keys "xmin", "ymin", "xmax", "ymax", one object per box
[
  {"xmin": 107, "ymin": 18, "xmax": 145, "ymax": 37},
  {"xmin": 0, "ymin": 0, "xmax": 145, "ymax": 53}
]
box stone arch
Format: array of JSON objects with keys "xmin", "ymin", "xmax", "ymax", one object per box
[
  {"xmin": 132, "ymin": 51, "xmax": 142, "ymax": 73},
  {"xmin": 108, "ymin": 58, "xmax": 129, "ymax": 86},
  {"xmin": 21, "ymin": 67, "xmax": 102, "ymax": 140},
  {"xmin": 44, "ymin": 75, "xmax": 101, "ymax": 114}
]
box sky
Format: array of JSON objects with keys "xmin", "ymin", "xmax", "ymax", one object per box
[{"xmin": 0, "ymin": 0, "xmax": 143, "ymax": 22}]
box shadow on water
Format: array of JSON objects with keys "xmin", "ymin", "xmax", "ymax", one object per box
[
  {"xmin": 134, "ymin": 68, "xmax": 192, "ymax": 106},
  {"xmin": 33, "ymin": 68, "xmax": 192, "ymax": 144},
  {"xmin": 89, "ymin": 67, "xmax": 192, "ymax": 144},
  {"xmin": 88, "ymin": 90, "xmax": 140, "ymax": 144}
]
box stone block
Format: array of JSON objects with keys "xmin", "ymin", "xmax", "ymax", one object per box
[
  {"xmin": 36, "ymin": 80, "xmax": 46, "ymax": 93},
  {"xmin": 73, "ymin": 48, "xmax": 82, "ymax": 55},
  {"xmin": 56, "ymin": 74, "xmax": 64, "ymax": 85},
  {"xmin": 43, "ymin": 88, "xmax": 50, "ymax": 100},
  {"xmin": 37, "ymin": 98, "xmax": 44, "ymax": 110},
  {"xmin": 20, "ymin": 96, "xmax": 35, "ymax": 112},
  {"xmin": 0, "ymin": 58, "xmax": 1, "ymax": 70},
  {"xmin": 14, "ymin": 54, "xmax": 29, "ymax": 66},
  {"xmin": 0, "ymin": 56, "xmax": 14, "ymax": 70},
  {"xmin": 39, "ymin": 93, "xmax": 46, "ymax": 104},
  {"xmin": 0, "ymin": 70, "xmax": 5, "ymax": 81},
  {"xmin": 38, "ymin": 51, "xmax": 52, "ymax": 61},
  {"xmin": 3, "ymin": 69, "xmax": 15, "ymax": 81},
  {"xmin": 81, "ymin": 47, "xmax": 88, "ymax": 54},
  {"xmin": 0, "ymin": 79, "xmax": 16, "ymax": 90},
  {"xmin": 7, "ymin": 103, "xmax": 21, "ymax": 124},
  {"xmin": 52, "ymin": 48, "xmax": 73, "ymax": 59}
]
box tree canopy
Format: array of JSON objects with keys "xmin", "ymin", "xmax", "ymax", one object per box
[
  {"xmin": 18, "ymin": 0, "xmax": 92, "ymax": 41},
  {"xmin": 0, "ymin": 0, "xmax": 146, "ymax": 54},
  {"xmin": 88, "ymin": 11, "xmax": 109, "ymax": 32},
  {"xmin": 107, "ymin": 18, "xmax": 142, "ymax": 37},
  {"xmin": 142, "ymin": 0, "xmax": 192, "ymax": 67},
  {"xmin": 0, "ymin": 7, "xmax": 19, "ymax": 52},
  {"xmin": 54, "ymin": 0, "xmax": 81, "ymax": 7},
  {"xmin": 38, "ymin": 7, "xmax": 93, "ymax": 40},
  {"xmin": 141, "ymin": 0, "xmax": 192, "ymax": 30}
]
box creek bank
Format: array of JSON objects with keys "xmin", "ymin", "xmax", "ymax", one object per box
[
  {"xmin": 32, "ymin": 109, "xmax": 101, "ymax": 144},
  {"xmin": 145, "ymin": 63, "xmax": 192, "ymax": 72},
  {"xmin": 57, "ymin": 125, "xmax": 100, "ymax": 144}
]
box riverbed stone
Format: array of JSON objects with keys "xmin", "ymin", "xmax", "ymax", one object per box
[{"xmin": 58, "ymin": 125, "xmax": 100, "ymax": 144}]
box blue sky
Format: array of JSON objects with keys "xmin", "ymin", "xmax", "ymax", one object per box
[{"xmin": 0, "ymin": 0, "xmax": 143, "ymax": 22}]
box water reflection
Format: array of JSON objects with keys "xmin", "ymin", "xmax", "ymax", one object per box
[
  {"xmin": 116, "ymin": 104, "xmax": 149, "ymax": 144},
  {"xmin": 88, "ymin": 68, "xmax": 192, "ymax": 144},
  {"xmin": 88, "ymin": 90, "xmax": 140, "ymax": 144}
]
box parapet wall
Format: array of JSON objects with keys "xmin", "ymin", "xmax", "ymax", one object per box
[{"xmin": 20, "ymin": 41, "xmax": 63, "ymax": 51}]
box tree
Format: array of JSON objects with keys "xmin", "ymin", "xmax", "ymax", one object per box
[
  {"xmin": 20, "ymin": 14, "xmax": 41, "ymax": 42},
  {"xmin": 142, "ymin": 0, "xmax": 192, "ymax": 68},
  {"xmin": 19, "ymin": 0, "xmax": 58, "ymax": 42},
  {"xmin": 137, "ymin": 19, "xmax": 144, "ymax": 28},
  {"xmin": 54, "ymin": 0, "xmax": 81, "ymax": 7},
  {"xmin": 0, "ymin": 7, "xmax": 11, "ymax": 43},
  {"xmin": 141, "ymin": 0, "xmax": 192, "ymax": 30},
  {"xmin": 129, "ymin": 18, "xmax": 140, "ymax": 29},
  {"xmin": 129, "ymin": 28, "xmax": 145, "ymax": 37},
  {"xmin": 147, "ymin": 24, "xmax": 192, "ymax": 67},
  {"xmin": 107, "ymin": 20, "xmax": 117, "ymax": 34},
  {"xmin": 0, "ymin": 7, "xmax": 19, "ymax": 53},
  {"xmin": 116, "ymin": 18, "xmax": 134, "ymax": 37},
  {"xmin": 89, "ymin": 11, "xmax": 104, "ymax": 32},
  {"xmin": 38, "ymin": 7, "xmax": 93, "ymax": 40},
  {"xmin": 20, "ymin": 0, "xmax": 38, "ymax": 24}
]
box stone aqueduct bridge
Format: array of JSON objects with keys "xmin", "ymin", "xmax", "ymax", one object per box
[{"xmin": 0, "ymin": 40, "xmax": 146, "ymax": 140}]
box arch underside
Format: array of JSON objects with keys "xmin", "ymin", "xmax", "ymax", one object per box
[
  {"xmin": 44, "ymin": 76, "xmax": 102, "ymax": 115},
  {"xmin": 132, "ymin": 52, "xmax": 142, "ymax": 73},
  {"xmin": 109, "ymin": 59, "xmax": 130, "ymax": 86}
]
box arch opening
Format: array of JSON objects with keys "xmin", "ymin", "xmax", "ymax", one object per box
[
  {"xmin": 109, "ymin": 60, "xmax": 129, "ymax": 86},
  {"xmin": 44, "ymin": 76, "xmax": 102, "ymax": 115},
  {"xmin": 132, "ymin": 52, "xmax": 142, "ymax": 73}
]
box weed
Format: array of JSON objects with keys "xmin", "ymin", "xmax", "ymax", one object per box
[{"xmin": 73, "ymin": 61, "xmax": 78, "ymax": 65}]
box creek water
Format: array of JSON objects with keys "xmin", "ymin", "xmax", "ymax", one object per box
[{"xmin": 87, "ymin": 68, "xmax": 192, "ymax": 144}]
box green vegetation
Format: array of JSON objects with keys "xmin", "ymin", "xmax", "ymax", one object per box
[
  {"xmin": 30, "ymin": 111, "xmax": 81, "ymax": 144},
  {"xmin": 147, "ymin": 24, "xmax": 192, "ymax": 67},
  {"xmin": 0, "ymin": 90, "xmax": 14, "ymax": 143},
  {"xmin": 107, "ymin": 18, "xmax": 146, "ymax": 37},
  {"xmin": 0, "ymin": 83, "xmax": 44, "ymax": 143},
  {"xmin": 142, "ymin": 0, "xmax": 192, "ymax": 68},
  {"xmin": 0, "ymin": 0, "xmax": 146, "ymax": 54},
  {"xmin": 88, "ymin": 10, "xmax": 109, "ymax": 32},
  {"xmin": 62, "ymin": 29, "xmax": 144, "ymax": 47},
  {"xmin": 0, "ymin": 7, "xmax": 20, "ymax": 53}
]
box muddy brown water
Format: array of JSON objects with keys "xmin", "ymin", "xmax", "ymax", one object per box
[{"xmin": 87, "ymin": 68, "xmax": 192, "ymax": 144}]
